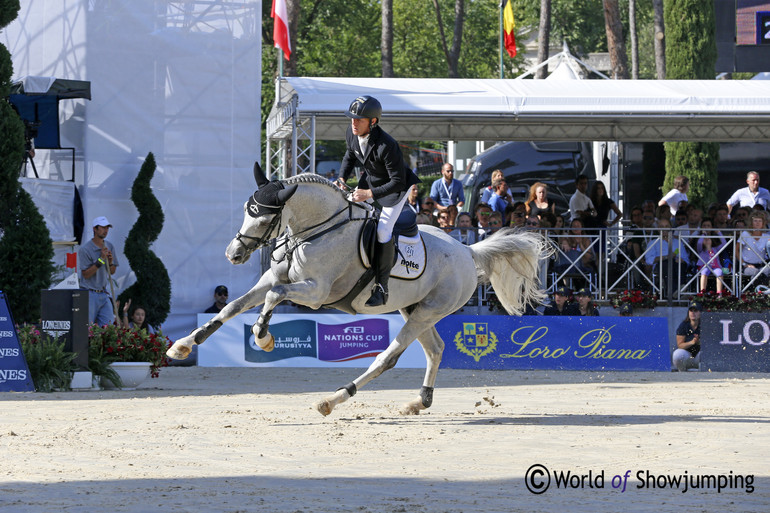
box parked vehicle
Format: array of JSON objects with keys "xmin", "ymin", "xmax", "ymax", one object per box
[{"xmin": 460, "ymin": 141, "xmax": 595, "ymax": 216}]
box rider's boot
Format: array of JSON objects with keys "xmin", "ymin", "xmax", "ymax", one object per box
[{"xmin": 366, "ymin": 238, "xmax": 395, "ymax": 307}]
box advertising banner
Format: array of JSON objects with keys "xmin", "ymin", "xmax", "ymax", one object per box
[
  {"xmin": 0, "ymin": 292, "xmax": 35, "ymax": 392},
  {"xmin": 701, "ymin": 312, "xmax": 770, "ymax": 372},
  {"xmin": 436, "ymin": 315, "xmax": 670, "ymax": 371},
  {"xmin": 197, "ymin": 313, "xmax": 427, "ymax": 368}
]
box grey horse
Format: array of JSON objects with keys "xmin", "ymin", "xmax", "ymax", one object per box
[{"xmin": 167, "ymin": 164, "xmax": 551, "ymax": 416}]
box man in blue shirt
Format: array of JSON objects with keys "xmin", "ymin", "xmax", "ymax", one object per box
[
  {"xmin": 488, "ymin": 178, "xmax": 509, "ymax": 214},
  {"xmin": 430, "ymin": 163, "xmax": 464, "ymax": 218}
]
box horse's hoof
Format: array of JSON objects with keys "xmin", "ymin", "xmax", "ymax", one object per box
[
  {"xmin": 400, "ymin": 398, "xmax": 424, "ymax": 415},
  {"xmin": 166, "ymin": 343, "xmax": 191, "ymax": 360},
  {"xmin": 315, "ymin": 399, "xmax": 333, "ymax": 417},
  {"xmin": 256, "ymin": 333, "xmax": 274, "ymax": 352}
]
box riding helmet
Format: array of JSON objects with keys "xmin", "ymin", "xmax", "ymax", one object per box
[{"xmin": 345, "ymin": 96, "xmax": 382, "ymax": 123}]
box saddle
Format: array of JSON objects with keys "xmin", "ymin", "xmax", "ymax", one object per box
[{"xmin": 323, "ymin": 208, "xmax": 426, "ymax": 314}]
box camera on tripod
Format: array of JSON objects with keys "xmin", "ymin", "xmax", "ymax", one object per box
[{"xmin": 23, "ymin": 119, "xmax": 41, "ymax": 141}]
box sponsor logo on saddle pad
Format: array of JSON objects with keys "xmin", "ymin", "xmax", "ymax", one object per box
[
  {"xmin": 393, "ymin": 234, "xmax": 425, "ymax": 280},
  {"xmin": 360, "ymin": 234, "xmax": 426, "ymax": 280}
]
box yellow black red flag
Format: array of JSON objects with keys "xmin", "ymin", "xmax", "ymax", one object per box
[{"xmin": 502, "ymin": 0, "xmax": 516, "ymax": 58}]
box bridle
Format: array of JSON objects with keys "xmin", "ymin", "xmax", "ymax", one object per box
[{"xmin": 233, "ymin": 189, "xmax": 372, "ymax": 258}]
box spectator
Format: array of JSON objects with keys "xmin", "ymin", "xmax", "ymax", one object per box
[
  {"xmin": 573, "ymin": 288, "xmax": 599, "ymax": 316},
  {"xmin": 713, "ymin": 203, "xmax": 730, "ymax": 230},
  {"xmin": 731, "ymin": 206, "xmax": 751, "ymax": 226},
  {"xmin": 404, "ymin": 185, "xmax": 421, "ymax": 215},
  {"xmin": 121, "ymin": 299, "xmax": 155, "ymax": 334},
  {"xmin": 205, "ymin": 285, "xmax": 228, "ymax": 313},
  {"xmin": 727, "ymin": 171, "xmax": 770, "ymax": 214},
  {"xmin": 421, "ymin": 197, "xmax": 437, "ymax": 216},
  {"xmin": 416, "ymin": 211, "xmax": 434, "ymax": 226},
  {"xmin": 488, "ymin": 178, "xmax": 510, "ymax": 214},
  {"xmin": 507, "ymin": 201, "xmax": 527, "ymax": 228},
  {"xmin": 449, "ymin": 212, "xmax": 478, "ymax": 245},
  {"xmin": 525, "ymin": 182, "xmax": 555, "ymax": 217},
  {"xmin": 487, "ymin": 211, "xmax": 503, "ymax": 234},
  {"xmin": 474, "ymin": 203, "xmax": 493, "ymax": 239},
  {"xmin": 569, "ymin": 175, "xmax": 597, "ymax": 223},
  {"xmin": 79, "ymin": 216, "xmax": 120, "ymax": 326},
  {"xmin": 673, "ymin": 210, "xmax": 688, "ymax": 228},
  {"xmin": 641, "ymin": 199, "xmax": 656, "ymax": 216},
  {"xmin": 480, "ymin": 169, "xmax": 511, "ymax": 206},
  {"xmin": 430, "ymin": 163, "xmax": 464, "ymax": 215},
  {"xmin": 737, "ymin": 210, "xmax": 770, "ymax": 282},
  {"xmin": 643, "ymin": 218, "xmax": 690, "ymax": 288},
  {"xmin": 654, "ymin": 204, "xmax": 672, "ymax": 225},
  {"xmin": 658, "ymin": 175, "xmax": 689, "ymax": 217},
  {"xmin": 543, "ymin": 286, "xmax": 575, "ymax": 315},
  {"xmin": 696, "ymin": 219, "xmax": 727, "ymax": 294},
  {"xmin": 590, "ymin": 181, "xmax": 622, "ymax": 228},
  {"xmin": 672, "ymin": 301, "xmax": 702, "ymax": 372},
  {"xmin": 539, "ymin": 211, "xmax": 558, "ymax": 229},
  {"xmin": 524, "ymin": 215, "xmax": 541, "ymax": 230},
  {"xmin": 555, "ymin": 218, "xmax": 597, "ymax": 276},
  {"xmin": 437, "ymin": 210, "xmax": 454, "ymax": 232}
]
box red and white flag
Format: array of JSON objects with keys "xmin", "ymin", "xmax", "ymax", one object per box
[{"xmin": 271, "ymin": 0, "xmax": 291, "ymax": 60}]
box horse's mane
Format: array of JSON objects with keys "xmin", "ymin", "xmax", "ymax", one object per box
[{"xmin": 282, "ymin": 173, "xmax": 347, "ymax": 199}]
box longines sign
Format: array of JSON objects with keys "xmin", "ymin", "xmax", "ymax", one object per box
[{"xmin": 701, "ymin": 312, "xmax": 770, "ymax": 372}]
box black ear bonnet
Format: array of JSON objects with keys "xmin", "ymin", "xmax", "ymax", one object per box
[{"xmin": 247, "ymin": 181, "xmax": 286, "ymax": 218}]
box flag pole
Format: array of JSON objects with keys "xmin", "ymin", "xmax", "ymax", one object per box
[{"xmin": 499, "ymin": 2, "xmax": 504, "ymax": 79}]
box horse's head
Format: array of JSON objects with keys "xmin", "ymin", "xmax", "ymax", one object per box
[{"xmin": 226, "ymin": 162, "xmax": 297, "ymax": 264}]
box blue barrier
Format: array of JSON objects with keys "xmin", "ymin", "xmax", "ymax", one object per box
[
  {"xmin": 437, "ymin": 315, "xmax": 670, "ymax": 371},
  {"xmin": 0, "ymin": 292, "xmax": 35, "ymax": 392}
]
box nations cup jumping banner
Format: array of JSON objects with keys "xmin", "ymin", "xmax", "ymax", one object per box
[{"xmin": 436, "ymin": 315, "xmax": 670, "ymax": 371}]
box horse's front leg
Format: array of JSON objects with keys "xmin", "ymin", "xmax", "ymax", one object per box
[
  {"xmin": 252, "ymin": 279, "xmax": 328, "ymax": 352},
  {"xmin": 167, "ymin": 272, "xmax": 277, "ymax": 360}
]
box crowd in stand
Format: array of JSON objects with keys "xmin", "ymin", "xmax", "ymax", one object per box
[{"xmin": 412, "ymin": 166, "xmax": 770, "ymax": 308}]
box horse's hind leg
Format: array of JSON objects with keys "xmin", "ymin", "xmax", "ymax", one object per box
[
  {"xmin": 315, "ymin": 315, "xmax": 435, "ymax": 416},
  {"xmin": 401, "ymin": 326, "xmax": 444, "ymax": 415}
]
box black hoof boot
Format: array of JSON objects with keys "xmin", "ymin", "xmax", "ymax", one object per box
[{"xmin": 365, "ymin": 283, "xmax": 388, "ymax": 307}]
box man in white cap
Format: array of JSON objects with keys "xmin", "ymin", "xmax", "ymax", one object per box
[{"xmin": 78, "ymin": 216, "xmax": 120, "ymax": 325}]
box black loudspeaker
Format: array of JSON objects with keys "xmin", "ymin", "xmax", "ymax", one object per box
[{"xmin": 40, "ymin": 290, "xmax": 90, "ymax": 371}]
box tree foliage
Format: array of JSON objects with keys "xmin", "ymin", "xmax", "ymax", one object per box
[
  {"xmin": 117, "ymin": 153, "xmax": 171, "ymax": 328},
  {"xmin": 0, "ymin": 0, "xmax": 54, "ymax": 324},
  {"xmin": 662, "ymin": 0, "xmax": 718, "ymax": 207}
]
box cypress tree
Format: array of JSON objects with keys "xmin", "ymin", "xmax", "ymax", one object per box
[
  {"xmin": 662, "ymin": 0, "xmax": 719, "ymax": 208},
  {"xmin": 117, "ymin": 153, "xmax": 171, "ymax": 328},
  {"xmin": 0, "ymin": 1, "xmax": 55, "ymax": 324}
]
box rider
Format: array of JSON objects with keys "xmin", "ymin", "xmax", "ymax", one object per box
[{"xmin": 336, "ymin": 95, "xmax": 420, "ymax": 307}]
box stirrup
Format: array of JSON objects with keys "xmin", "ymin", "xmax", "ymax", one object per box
[{"xmin": 365, "ymin": 283, "xmax": 388, "ymax": 307}]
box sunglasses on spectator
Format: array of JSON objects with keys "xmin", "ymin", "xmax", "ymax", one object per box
[
  {"xmin": 526, "ymin": 221, "xmax": 540, "ymax": 227},
  {"xmin": 514, "ymin": 213, "xmax": 525, "ymax": 218},
  {"xmin": 489, "ymin": 220, "xmax": 501, "ymax": 226},
  {"xmin": 643, "ymin": 216, "xmax": 654, "ymax": 220}
]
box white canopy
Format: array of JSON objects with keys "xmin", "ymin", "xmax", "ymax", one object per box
[{"xmin": 268, "ymin": 77, "xmax": 770, "ymax": 142}]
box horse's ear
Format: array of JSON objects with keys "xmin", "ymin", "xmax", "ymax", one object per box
[
  {"xmin": 253, "ymin": 161, "xmax": 269, "ymax": 187},
  {"xmin": 277, "ymin": 184, "xmax": 298, "ymax": 204}
]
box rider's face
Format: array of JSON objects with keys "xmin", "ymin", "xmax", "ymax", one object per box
[{"xmin": 351, "ymin": 117, "xmax": 371, "ymax": 136}]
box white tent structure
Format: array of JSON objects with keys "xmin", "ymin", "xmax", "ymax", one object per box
[
  {"xmin": 267, "ymin": 76, "xmax": 770, "ymax": 177},
  {"xmin": 4, "ymin": 1, "xmax": 262, "ymax": 342}
]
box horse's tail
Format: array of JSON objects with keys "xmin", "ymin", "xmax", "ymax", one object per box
[{"xmin": 468, "ymin": 227, "xmax": 555, "ymax": 316}]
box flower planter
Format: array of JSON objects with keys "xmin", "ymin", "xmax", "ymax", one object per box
[{"xmin": 101, "ymin": 362, "xmax": 151, "ymax": 390}]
